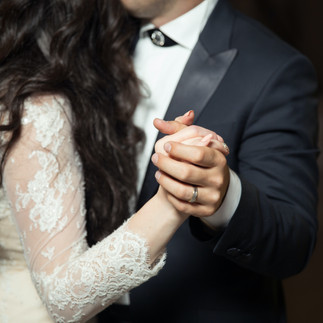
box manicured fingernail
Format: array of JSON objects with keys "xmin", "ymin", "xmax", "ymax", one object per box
[
  {"xmin": 184, "ymin": 110, "xmax": 193, "ymax": 117},
  {"xmin": 164, "ymin": 143, "xmax": 171, "ymax": 153},
  {"xmin": 155, "ymin": 171, "xmax": 161, "ymax": 180},
  {"xmin": 223, "ymin": 142, "xmax": 229, "ymax": 151},
  {"xmin": 151, "ymin": 153, "xmax": 158, "ymax": 164}
]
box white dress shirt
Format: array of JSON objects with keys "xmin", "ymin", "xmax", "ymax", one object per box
[{"xmin": 133, "ymin": 0, "xmax": 241, "ymax": 229}]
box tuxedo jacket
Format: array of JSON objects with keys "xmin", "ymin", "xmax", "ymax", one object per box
[{"xmin": 99, "ymin": 1, "xmax": 318, "ymax": 322}]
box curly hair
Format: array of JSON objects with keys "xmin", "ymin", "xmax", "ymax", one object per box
[{"xmin": 0, "ymin": 0, "xmax": 144, "ymax": 245}]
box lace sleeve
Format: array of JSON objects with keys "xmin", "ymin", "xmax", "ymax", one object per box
[{"xmin": 2, "ymin": 95, "xmax": 166, "ymax": 322}]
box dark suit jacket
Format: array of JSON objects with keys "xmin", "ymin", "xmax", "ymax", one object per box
[{"xmin": 99, "ymin": 0, "xmax": 318, "ymax": 322}]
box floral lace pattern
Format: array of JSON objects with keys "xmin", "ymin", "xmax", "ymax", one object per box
[{"xmin": 1, "ymin": 95, "xmax": 165, "ymax": 322}]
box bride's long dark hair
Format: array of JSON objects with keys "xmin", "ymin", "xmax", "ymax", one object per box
[{"xmin": 0, "ymin": 0, "xmax": 143, "ymax": 245}]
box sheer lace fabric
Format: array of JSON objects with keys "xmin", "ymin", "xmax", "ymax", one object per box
[{"xmin": 0, "ymin": 95, "xmax": 165, "ymax": 322}]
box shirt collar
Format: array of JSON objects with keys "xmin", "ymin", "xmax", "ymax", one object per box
[{"xmin": 140, "ymin": 0, "xmax": 219, "ymax": 50}]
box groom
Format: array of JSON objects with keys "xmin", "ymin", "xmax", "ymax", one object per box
[{"xmin": 100, "ymin": 0, "xmax": 319, "ymax": 322}]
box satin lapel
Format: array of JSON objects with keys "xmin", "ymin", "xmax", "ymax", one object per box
[
  {"xmin": 161, "ymin": 0, "xmax": 237, "ymax": 123},
  {"xmin": 162, "ymin": 45, "xmax": 237, "ymax": 123}
]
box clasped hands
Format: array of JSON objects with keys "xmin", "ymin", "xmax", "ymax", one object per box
[{"xmin": 152, "ymin": 111, "xmax": 230, "ymax": 219}]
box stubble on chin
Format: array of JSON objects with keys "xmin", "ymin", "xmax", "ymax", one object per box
[{"xmin": 120, "ymin": 0, "xmax": 171, "ymax": 20}]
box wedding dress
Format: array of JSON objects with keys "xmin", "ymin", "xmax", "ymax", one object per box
[{"xmin": 0, "ymin": 95, "xmax": 165, "ymax": 322}]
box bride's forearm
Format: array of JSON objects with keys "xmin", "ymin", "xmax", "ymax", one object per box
[{"xmin": 127, "ymin": 187, "xmax": 188, "ymax": 263}]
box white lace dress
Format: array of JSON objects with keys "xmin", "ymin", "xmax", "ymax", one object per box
[{"xmin": 0, "ymin": 95, "xmax": 165, "ymax": 323}]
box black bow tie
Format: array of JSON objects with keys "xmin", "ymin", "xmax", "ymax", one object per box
[{"xmin": 147, "ymin": 29, "xmax": 177, "ymax": 47}]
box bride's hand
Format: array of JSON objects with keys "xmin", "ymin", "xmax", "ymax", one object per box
[
  {"xmin": 154, "ymin": 125, "xmax": 229, "ymax": 157},
  {"xmin": 153, "ymin": 110, "xmax": 195, "ymax": 135},
  {"xmin": 153, "ymin": 109, "xmax": 228, "ymax": 156}
]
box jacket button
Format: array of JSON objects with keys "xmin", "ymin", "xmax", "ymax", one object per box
[{"xmin": 226, "ymin": 248, "xmax": 242, "ymax": 257}]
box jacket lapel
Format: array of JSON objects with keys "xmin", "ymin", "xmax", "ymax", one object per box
[
  {"xmin": 136, "ymin": 0, "xmax": 238, "ymax": 209},
  {"xmin": 163, "ymin": 45, "xmax": 237, "ymax": 123}
]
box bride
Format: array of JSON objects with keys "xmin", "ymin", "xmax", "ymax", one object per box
[{"xmin": 0, "ymin": 1, "xmax": 226, "ymax": 322}]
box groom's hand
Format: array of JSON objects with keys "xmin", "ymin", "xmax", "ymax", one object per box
[{"xmin": 152, "ymin": 128, "xmax": 230, "ymax": 218}]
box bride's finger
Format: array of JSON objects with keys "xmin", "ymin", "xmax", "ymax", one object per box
[
  {"xmin": 153, "ymin": 110, "xmax": 195, "ymax": 135},
  {"xmin": 174, "ymin": 110, "xmax": 194, "ymax": 125},
  {"xmin": 208, "ymin": 139, "xmax": 230, "ymax": 155},
  {"xmin": 153, "ymin": 118, "xmax": 187, "ymax": 135}
]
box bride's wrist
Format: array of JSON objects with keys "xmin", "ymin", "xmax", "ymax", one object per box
[{"xmin": 153, "ymin": 187, "xmax": 188, "ymax": 223}]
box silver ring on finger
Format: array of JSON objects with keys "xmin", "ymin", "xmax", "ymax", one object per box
[{"xmin": 188, "ymin": 186, "xmax": 198, "ymax": 203}]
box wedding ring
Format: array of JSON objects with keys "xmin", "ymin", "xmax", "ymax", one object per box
[{"xmin": 188, "ymin": 186, "xmax": 198, "ymax": 203}]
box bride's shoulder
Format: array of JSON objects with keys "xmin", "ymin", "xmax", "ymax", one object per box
[
  {"xmin": 23, "ymin": 93, "xmax": 72, "ymax": 125},
  {"xmin": 24, "ymin": 93, "xmax": 71, "ymax": 112}
]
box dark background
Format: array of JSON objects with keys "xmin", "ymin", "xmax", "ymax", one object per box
[{"xmin": 228, "ymin": 1, "xmax": 323, "ymax": 322}]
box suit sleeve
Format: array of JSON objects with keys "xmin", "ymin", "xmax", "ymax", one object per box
[{"xmin": 190, "ymin": 53, "xmax": 319, "ymax": 279}]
